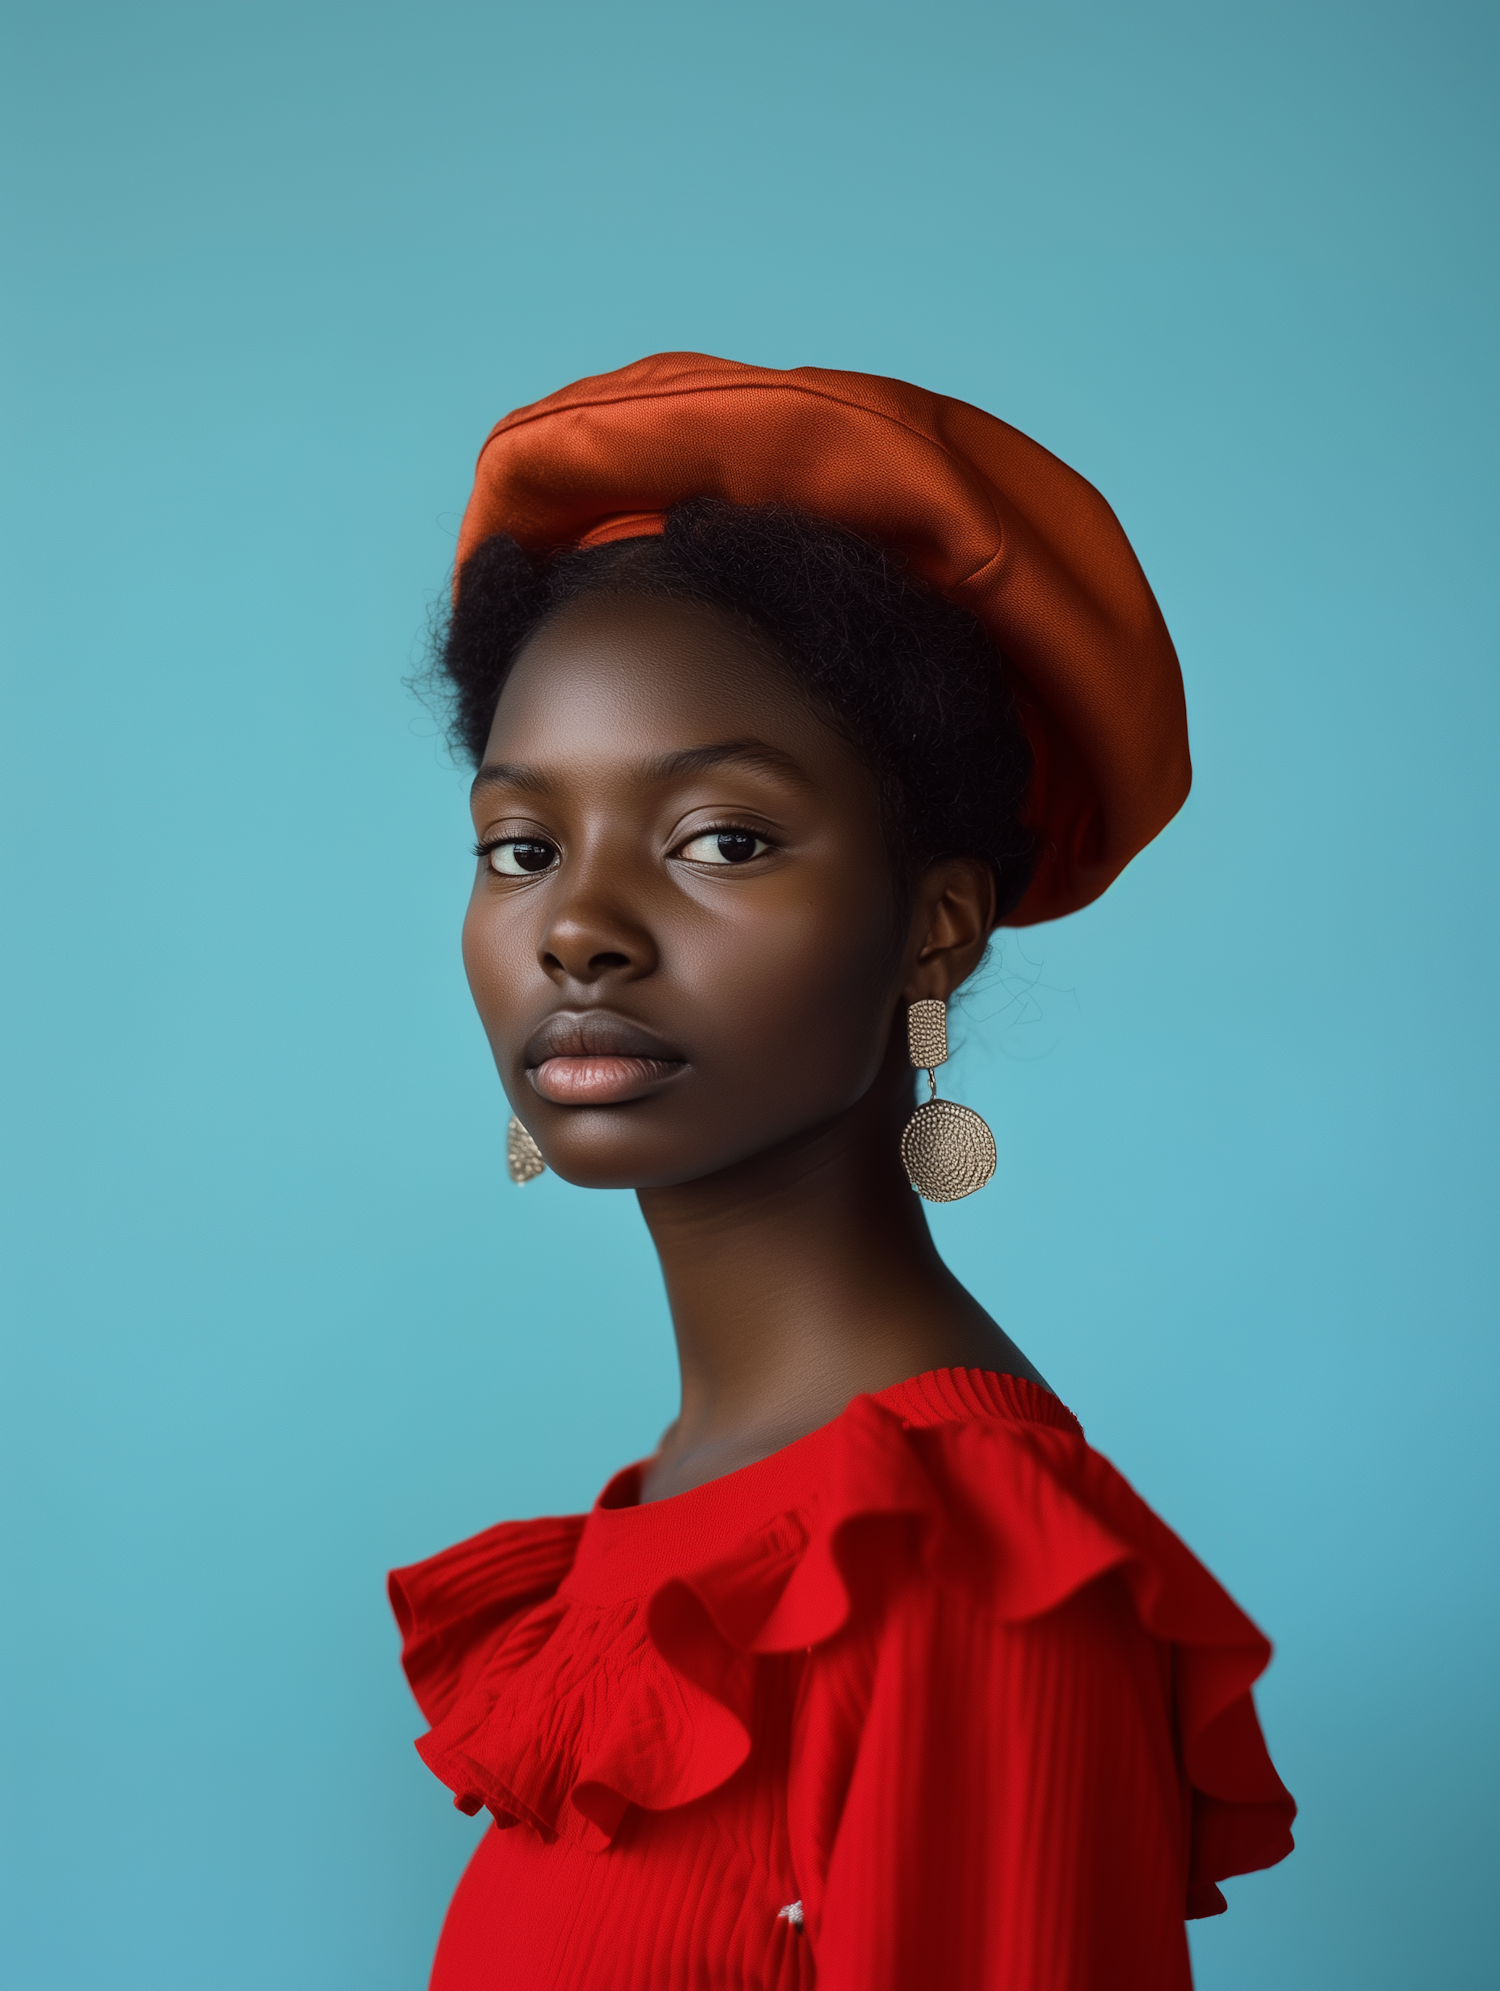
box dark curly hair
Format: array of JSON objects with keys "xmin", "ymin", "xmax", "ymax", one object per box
[{"xmin": 437, "ymin": 498, "xmax": 1038, "ymax": 921}]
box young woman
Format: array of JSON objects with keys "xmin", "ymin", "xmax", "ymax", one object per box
[{"xmin": 388, "ymin": 353, "xmax": 1295, "ymax": 1990}]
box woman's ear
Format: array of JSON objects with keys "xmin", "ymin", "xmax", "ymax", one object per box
[{"xmin": 901, "ymin": 858, "xmax": 997, "ymax": 1003}]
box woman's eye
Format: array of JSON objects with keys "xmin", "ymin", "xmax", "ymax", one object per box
[
  {"xmin": 678, "ymin": 829, "xmax": 772, "ymax": 866},
  {"xmin": 483, "ymin": 838, "xmax": 558, "ymax": 876}
]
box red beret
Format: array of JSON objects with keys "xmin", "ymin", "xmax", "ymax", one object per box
[{"xmin": 455, "ymin": 352, "xmax": 1190, "ymax": 926}]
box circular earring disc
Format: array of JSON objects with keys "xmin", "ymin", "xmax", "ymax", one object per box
[{"xmin": 900, "ymin": 1099, "xmax": 996, "ymax": 1202}]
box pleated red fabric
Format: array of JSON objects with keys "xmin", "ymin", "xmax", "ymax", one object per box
[{"xmin": 389, "ymin": 1371, "xmax": 1294, "ymax": 1989}]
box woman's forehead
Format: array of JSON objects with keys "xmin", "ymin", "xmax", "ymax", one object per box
[{"xmin": 484, "ymin": 592, "xmax": 849, "ymax": 767}]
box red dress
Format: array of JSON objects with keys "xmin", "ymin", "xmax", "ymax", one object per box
[{"xmin": 389, "ymin": 1370, "xmax": 1294, "ymax": 1989}]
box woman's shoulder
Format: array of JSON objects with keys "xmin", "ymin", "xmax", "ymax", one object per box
[
  {"xmin": 865, "ymin": 1368, "xmax": 1262, "ymax": 1637},
  {"xmin": 735, "ymin": 1373, "xmax": 1294, "ymax": 1916},
  {"xmin": 698, "ymin": 1370, "xmax": 1271, "ymax": 1664}
]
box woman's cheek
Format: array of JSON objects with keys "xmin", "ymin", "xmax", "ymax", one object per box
[
  {"xmin": 461, "ymin": 894, "xmax": 533, "ymax": 1043},
  {"xmin": 680, "ymin": 880, "xmax": 894, "ymax": 1082}
]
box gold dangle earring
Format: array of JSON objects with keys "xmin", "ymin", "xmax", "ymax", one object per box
[
  {"xmin": 900, "ymin": 999, "xmax": 996, "ymax": 1202},
  {"xmin": 506, "ymin": 1114, "xmax": 546, "ymax": 1185}
]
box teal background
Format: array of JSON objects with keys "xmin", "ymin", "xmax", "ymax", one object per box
[{"xmin": 2, "ymin": 2, "xmax": 1495, "ymax": 1985}]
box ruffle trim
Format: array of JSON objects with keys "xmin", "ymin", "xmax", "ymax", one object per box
[{"xmin": 390, "ymin": 1396, "xmax": 1294, "ymax": 1912}]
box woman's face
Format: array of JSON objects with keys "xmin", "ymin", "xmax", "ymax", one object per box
[{"xmin": 462, "ymin": 591, "xmax": 942, "ymax": 1190}]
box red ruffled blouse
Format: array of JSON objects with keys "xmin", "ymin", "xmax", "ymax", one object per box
[{"xmin": 389, "ymin": 1369, "xmax": 1294, "ymax": 1989}]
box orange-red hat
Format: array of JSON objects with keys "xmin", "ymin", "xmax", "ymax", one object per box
[{"xmin": 455, "ymin": 352, "xmax": 1190, "ymax": 926}]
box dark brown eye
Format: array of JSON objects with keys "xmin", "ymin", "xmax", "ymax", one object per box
[
  {"xmin": 487, "ymin": 839, "xmax": 558, "ymax": 876},
  {"xmin": 678, "ymin": 829, "xmax": 771, "ymax": 866}
]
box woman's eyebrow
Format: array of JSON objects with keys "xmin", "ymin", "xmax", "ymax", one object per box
[
  {"xmin": 471, "ymin": 740, "xmax": 813, "ymax": 800},
  {"xmin": 471, "ymin": 759, "xmax": 551, "ymax": 799},
  {"xmin": 643, "ymin": 741, "xmax": 814, "ymax": 787}
]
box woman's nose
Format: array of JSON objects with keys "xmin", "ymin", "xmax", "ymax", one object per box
[{"xmin": 538, "ymin": 877, "xmax": 659, "ymax": 986}]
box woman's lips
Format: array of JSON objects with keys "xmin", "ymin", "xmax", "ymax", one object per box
[
  {"xmin": 522, "ymin": 1009, "xmax": 687, "ymax": 1106},
  {"xmin": 529, "ymin": 1055, "xmax": 686, "ymax": 1106}
]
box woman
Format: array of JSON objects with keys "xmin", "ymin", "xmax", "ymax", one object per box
[{"xmin": 389, "ymin": 353, "xmax": 1295, "ymax": 1989}]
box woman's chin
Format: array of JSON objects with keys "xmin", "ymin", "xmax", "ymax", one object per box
[
  {"xmin": 521, "ymin": 1149, "xmax": 713, "ymax": 1193},
  {"xmin": 513, "ymin": 1120, "xmax": 754, "ymax": 1194}
]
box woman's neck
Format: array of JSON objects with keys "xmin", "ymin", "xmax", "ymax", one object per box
[{"xmin": 635, "ymin": 1040, "xmax": 1045, "ymax": 1501}]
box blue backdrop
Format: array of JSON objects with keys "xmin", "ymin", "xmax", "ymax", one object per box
[{"xmin": 2, "ymin": 3, "xmax": 1495, "ymax": 1985}]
